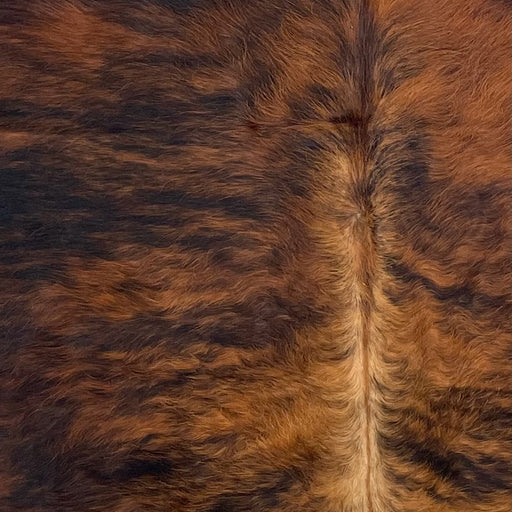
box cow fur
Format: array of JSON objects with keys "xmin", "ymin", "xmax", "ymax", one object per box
[{"xmin": 1, "ymin": 1, "xmax": 511, "ymax": 511}]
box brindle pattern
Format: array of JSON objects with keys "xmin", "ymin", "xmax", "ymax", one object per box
[{"xmin": 1, "ymin": 1, "xmax": 510, "ymax": 511}]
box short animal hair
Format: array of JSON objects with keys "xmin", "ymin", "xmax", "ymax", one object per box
[{"xmin": 1, "ymin": 1, "xmax": 510, "ymax": 511}]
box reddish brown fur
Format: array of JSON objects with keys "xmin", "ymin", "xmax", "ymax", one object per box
[{"xmin": 1, "ymin": 1, "xmax": 511, "ymax": 511}]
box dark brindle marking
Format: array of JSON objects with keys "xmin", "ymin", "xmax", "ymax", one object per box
[{"xmin": 1, "ymin": 1, "xmax": 510, "ymax": 511}]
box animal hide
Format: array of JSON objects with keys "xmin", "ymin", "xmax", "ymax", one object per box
[{"xmin": 1, "ymin": 1, "xmax": 510, "ymax": 511}]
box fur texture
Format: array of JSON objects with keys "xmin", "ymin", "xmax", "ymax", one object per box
[{"xmin": 1, "ymin": 1, "xmax": 511, "ymax": 511}]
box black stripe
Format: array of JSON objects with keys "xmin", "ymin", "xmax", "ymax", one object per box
[
  {"xmin": 142, "ymin": 189, "xmax": 270, "ymax": 221},
  {"xmin": 107, "ymin": 51, "xmax": 222, "ymax": 69},
  {"xmin": 35, "ymin": 292, "xmax": 328, "ymax": 353},
  {"xmin": 207, "ymin": 470, "xmax": 297, "ymax": 512},
  {"xmin": 0, "ymin": 99, "xmax": 74, "ymax": 121},
  {"xmin": 102, "ymin": 458, "xmax": 174, "ymax": 482},
  {"xmin": 385, "ymin": 257, "xmax": 508, "ymax": 313},
  {"xmin": 381, "ymin": 432, "xmax": 511, "ymax": 497}
]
